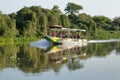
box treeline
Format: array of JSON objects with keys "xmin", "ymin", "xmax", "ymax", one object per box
[{"xmin": 0, "ymin": 2, "xmax": 120, "ymax": 39}]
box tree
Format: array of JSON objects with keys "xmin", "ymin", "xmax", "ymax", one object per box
[
  {"xmin": 38, "ymin": 13, "xmax": 48, "ymax": 35},
  {"xmin": 93, "ymin": 16, "xmax": 112, "ymax": 30},
  {"xmin": 52, "ymin": 5, "xmax": 63, "ymax": 26},
  {"xmin": 68, "ymin": 12, "xmax": 77, "ymax": 25},
  {"xmin": 112, "ymin": 17, "xmax": 120, "ymax": 31},
  {"xmin": 9, "ymin": 13, "xmax": 16, "ymax": 19},
  {"xmin": 0, "ymin": 11, "xmax": 2, "ymax": 14},
  {"xmin": 30, "ymin": 6, "xmax": 42, "ymax": 16},
  {"xmin": 78, "ymin": 13, "xmax": 96, "ymax": 31},
  {"xmin": 60, "ymin": 14, "xmax": 70, "ymax": 27},
  {"xmin": 16, "ymin": 7, "xmax": 37, "ymax": 37},
  {"xmin": 0, "ymin": 14, "xmax": 18, "ymax": 37},
  {"xmin": 64, "ymin": 2, "xmax": 83, "ymax": 15},
  {"xmin": 48, "ymin": 13, "xmax": 58, "ymax": 26},
  {"xmin": 52, "ymin": 5, "xmax": 62, "ymax": 15}
]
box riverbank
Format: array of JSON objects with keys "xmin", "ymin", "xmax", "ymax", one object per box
[
  {"xmin": 0, "ymin": 37, "xmax": 39, "ymax": 44},
  {"xmin": 0, "ymin": 31, "xmax": 120, "ymax": 44},
  {"xmin": 88, "ymin": 31, "xmax": 120, "ymax": 40}
]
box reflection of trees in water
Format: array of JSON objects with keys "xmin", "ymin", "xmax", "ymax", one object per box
[
  {"xmin": 0, "ymin": 44, "xmax": 19, "ymax": 69},
  {"xmin": 0, "ymin": 42, "xmax": 120, "ymax": 73},
  {"xmin": 67, "ymin": 58, "xmax": 84, "ymax": 71},
  {"xmin": 114, "ymin": 42, "xmax": 120, "ymax": 54},
  {"xmin": 86, "ymin": 42, "xmax": 120, "ymax": 58}
]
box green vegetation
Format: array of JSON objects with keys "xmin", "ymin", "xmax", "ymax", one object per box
[{"xmin": 0, "ymin": 2, "xmax": 120, "ymax": 41}]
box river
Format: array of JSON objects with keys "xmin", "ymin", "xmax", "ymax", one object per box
[{"xmin": 0, "ymin": 39, "xmax": 120, "ymax": 80}]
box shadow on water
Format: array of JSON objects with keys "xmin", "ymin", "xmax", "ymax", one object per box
[{"xmin": 0, "ymin": 39, "xmax": 120, "ymax": 74}]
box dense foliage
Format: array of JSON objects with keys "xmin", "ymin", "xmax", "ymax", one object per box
[{"xmin": 0, "ymin": 2, "xmax": 120, "ymax": 39}]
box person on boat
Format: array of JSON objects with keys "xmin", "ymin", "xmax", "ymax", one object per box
[{"xmin": 77, "ymin": 34, "xmax": 80, "ymax": 39}]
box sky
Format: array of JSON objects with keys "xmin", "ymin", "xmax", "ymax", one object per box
[{"xmin": 0, "ymin": 0, "xmax": 120, "ymax": 19}]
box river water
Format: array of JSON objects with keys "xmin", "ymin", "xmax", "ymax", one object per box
[{"xmin": 0, "ymin": 39, "xmax": 120, "ymax": 80}]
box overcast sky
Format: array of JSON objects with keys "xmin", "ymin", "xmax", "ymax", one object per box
[{"xmin": 0, "ymin": 0, "xmax": 120, "ymax": 19}]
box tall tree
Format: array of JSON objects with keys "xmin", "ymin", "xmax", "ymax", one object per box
[
  {"xmin": 30, "ymin": 6, "xmax": 42, "ymax": 16},
  {"xmin": 16, "ymin": 7, "xmax": 37, "ymax": 37},
  {"xmin": 60, "ymin": 14, "xmax": 70, "ymax": 27},
  {"xmin": 64, "ymin": 2, "xmax": 83, "ymax": 15},
  {"xmin": 78, "ymin": 13, "xmax": 96, "ymax": 31},
  {"xmin": 48, "ymin": 13, "xmax": 58, "ymax": 26},
  {"xmin": 9, "ymin": 13, "xmax": 16, "ymax": 19},
  {"xmin": 112, "ymin": 17, "xmax": 120, "ymax": 31},
  {"xmin": 38, "ymin": 13, "xmax": 48, "ymax": 35},
  {"xmin": 93, "ymin": 16, "xmax": 112, "ymax": 30},
  {"xmin": 52, "ymin": 5, "xmax": 62, "ymax": 15},
  {"xmin": 52, "ymin": 5, "xmax": 62, "ymax": 26},
  {"xmin": 0, "ymin": 11, "xmax": 2, "ymax": 14},
  {"xmin": 0, "ymin": 14, "xmax": 18, "ymax": 37}
]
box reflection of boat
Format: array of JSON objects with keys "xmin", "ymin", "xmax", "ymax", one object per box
[
  {"xmin": 46, "ymin": 42, "xmax": 87, "ymax": 53},
  {"xmin": 47, "ymin": 44, "xmax": 87, "ymax": 64},
  {"xmin": 45, "ymin": 25, "xmax": 87, "ymax": 45}
]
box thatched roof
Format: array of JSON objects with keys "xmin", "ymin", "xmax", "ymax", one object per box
[{"xmin": 49, "ymin": 25, "xmax": 62, "ymax": 29}]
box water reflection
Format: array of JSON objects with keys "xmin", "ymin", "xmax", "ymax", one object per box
[{"xmin": 0, "ymin": 41, "xmax": 120, "ymax": 74}]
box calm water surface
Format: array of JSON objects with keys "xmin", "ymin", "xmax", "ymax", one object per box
[{"xmin": 0, "ymin": 40, "xmax": 120, "ymax": 80}]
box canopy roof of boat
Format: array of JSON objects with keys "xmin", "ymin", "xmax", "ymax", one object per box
[
  {"xmin": 48, "ymin": 25, "xmax": 86, "ymax": 32},
  {"xmin": 49, "ymin": 25, "xmax": 62, "ymax": 29},
  {"xmin": 50, "ymin": 28, "xmax": 86, "ymax": 32}
]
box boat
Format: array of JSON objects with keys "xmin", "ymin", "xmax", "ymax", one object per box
[{"xmin": 44, "ymin": 25, "xmax": 87, "ymax": 45}]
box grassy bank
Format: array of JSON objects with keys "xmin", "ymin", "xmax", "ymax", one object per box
[
  {"xmin": 0, "ymin": 31, "xmax": 120, "ymax": 44},
  {"xmin": 0, "ymin": 37, "xmax": 39, "ymax": 44},
  {"xmin": 88, "ymin": 30, "xmax": 120, "ymax": 40}
]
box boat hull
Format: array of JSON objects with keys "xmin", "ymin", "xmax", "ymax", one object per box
[{"xmin": 44, "ymin": 35, "xmax": 87, "ymax": 45}]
